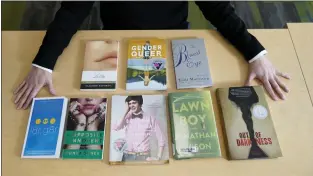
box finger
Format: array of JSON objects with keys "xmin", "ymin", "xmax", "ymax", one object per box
[
  {"xmin": 269, "ymin": 78, "xmax": 285, "ymax": 100},
  {"xmin": 263, "ymin": 78, "xmax": 278, "ymax": 101},
  {"xmin": 245, "ymin": 73, "xmax": 256, "ymax": 86},
  {"xmin": 17, "ymin": 87, "xmax": 33, "ymax": 109},
  {"xmin": 47, "ymin": 81, "xmax": 56, "ymax": 95},
  {"xmin": 22, "ymin": 87, "xmax": 40, "ymax": 109},
  {"xmin": 275, "ymin": 76, "xmax": 289, "ymax": 93},
  {"xmin": 14, "ymin": 84, "xmax": 28, "ymax": 104},
  {"xmin": 276, "ymin": 71, "xmax": 291, "ymax": 80},
  {"xmin": 14, "ymin": 81, "xmax": 26, "ymax": 95}
]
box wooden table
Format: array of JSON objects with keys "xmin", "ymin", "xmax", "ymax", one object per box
[
  {"xmin": 287, "ymin": 23, "xmax": 313, "ymax": 106},
  {"xmin": 2, "ymin": 30, "xmax": 313, "ymax": 176}
]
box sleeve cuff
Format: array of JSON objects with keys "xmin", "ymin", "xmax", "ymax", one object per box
[
  {"xmin": 248, "ymin": 50, "xmax": 268, "ymax": 63},
  {"xmin": 32, "ymin": 64, "xmax": 53, "ymax": 73}
]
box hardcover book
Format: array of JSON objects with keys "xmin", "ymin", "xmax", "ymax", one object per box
[
  {"xmin": 171, "ymin": 38, "xmax": 212, "ymax": 89},
  {"xmin": 217, "ymin": 86, "xmax": 282, "ymax": 160},
  {"xmin": 21, "ymin": 97, "xmax": 68, "ymax": 158},
  {"xmin": 168, "ymin": 91, "xmax": 221, "ymax": 159},
  {"xmin": 80, "ymin": 40, "xmax": 119, "ymax": 91},
  {"xmin": 109, "ymin": 95, "xmax": 169, "ymax": 164},
  {"xmin": 126, "ymin": 38, "xmax": 167, "ymax": 91},
  {"xmin": 61, "ymin": 98, "xmax": 107, "ymax": 159}
]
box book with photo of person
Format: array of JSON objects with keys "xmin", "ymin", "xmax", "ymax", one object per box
[
  {"xmin": 168, "ymin": 91, "xmax": 221, "ymax": 160},
  {"xmin": 61, "ymin": 98, "xmax": 107, "ymax": 160},
  {"xmin": 21, "ymin": 97, "xmax": 68, "ymax": 158},
  {"xmin": 216, "ymin": 86, "xmax": 282, "ymax": 160},
  {"xmin": 109, "ymin": 95, "xmax": 169, "ymax": 164},
  {"xmin": 80, "ymin": 40, "xmax": 119, "ymax": 91},
  {"xmin": 126, "ymin": 38, "xmax": 167, "ymax": 91}
]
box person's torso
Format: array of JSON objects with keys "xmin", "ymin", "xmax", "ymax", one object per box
[
  {"xmin": 125, "ymin": 113, "xmax": 153, "ymax": 152},
  {"xmin": 99, "ymin": 1, "xmax": 189, "ymax": 30}
]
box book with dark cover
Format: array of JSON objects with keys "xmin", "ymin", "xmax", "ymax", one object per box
[
  {"xmin": 61, "ymin": 98, "xmax": 107, "ymax": 159},
  {"xmin": 21, "ymin": 97, "xmax": 68, "ymax": 158},
  {"xmin": 171, "ymin": 38, "xmax": 212, "ymax": 89},
  {"xmin": 217, "ymin": 86, "xmax": 282, "ymax": 160},
  {"xmin": 126, "ymin": 39, "xmax": 167, "ymax": 90},
  {"xmin": 109, "ymin": 95, "xmax": 169, "ymax": 164},
  {"xmin": 168, "ymin": 91, "xmax": 221, "ymax": 159},
  {"xmin": 80, "ymin": 40, "xmax": 119, "ymax": 91}
]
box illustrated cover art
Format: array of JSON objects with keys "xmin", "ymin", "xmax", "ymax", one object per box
[
  {"xmin": 171, "ymin": 38, "xmax": 212, "ymax": 89},
  {"xmin": 21, "ymin": 97, "xmax": 68, "ymax": 158},
  {"xmin": 217, "ymin": 86, "xmax": 282, "ymax": 160},
  {"xmin": 61, "ymin": 98, "xmax": 107, "ymax": 159},
  {"xmin": 126, "ymin": 39, "xmax": 167, "ymax": 90},
  {"xmin": 168, "ymin": 91, "xmax": 221, "ymax": 159},
  {"xmin": 80, "ymin": 40, "xmax": 119, "ymax": 91},
  {"xmin": 109, "ymin": 95, "xmax": 169, "ymax": 164}
]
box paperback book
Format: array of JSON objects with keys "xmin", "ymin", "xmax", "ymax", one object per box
[
  {"xmin": 171, "ymin": 38, "xmax": 212, "ymax": 89},
  {"xmin": 109, "ymin": 95, "xmax": 169, "ymax": 164},
  {"xmin": 80, "ymin": 40, "xmax": 119, "ymax": 91},
  {"xmin": 21, "ymin": 97, "xmax": 68, "ymax": 158},
  {"xmin": 126, "ymin": 38, "xmax": 167, "ymax": 90},
  {"xmin": 217, "ymin": 86, "xmax": 282, "ymax": 160},
  {"xmin": 61, "ymin": 98, "xmax": 107, "ymax": 159},
  {"xmin": 168, "ymin": 91, "xmax": 221, "ymax": 159}
]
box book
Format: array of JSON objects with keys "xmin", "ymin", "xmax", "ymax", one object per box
[
  {"xmin": 21, "ymin": 97, "xmax": 68, "ymax": 158},
  {"xmin": 171, "ymin": 38, "xmax": 212, "ymax": 89},
  {"xmin": 216, "ymin": 86, "xmax": 282, "ymax": 160},
  {"xmin": 126, "ymin": 38, "xmax": 167, "ymax": 91},
  {"xmin": 109, "ymin": 95, "xmax": 169, "ymax": 164},
  {"xmin": 61, "ymin": 98, "xmax": 107, "ymax": 159},
  {"xmin": 80, "ymin": 40, "xmax": 119, "ymax": 91},
  {"xmin": 168, "ymin": 91, "xmax": 221, "ymax": 159}
]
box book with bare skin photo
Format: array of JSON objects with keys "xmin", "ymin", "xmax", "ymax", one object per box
[
  {"xmin": 80, "ymin": 40, "xmax": 119, "ymax": 91},
  {"xmin": 61, "ymin": 98, "xmax": 107, "ymax": 159}
]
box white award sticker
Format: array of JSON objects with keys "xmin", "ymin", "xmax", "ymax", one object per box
[{"xmin": 252, "ymin": 105, "xmax": 268, "ymax": 119}]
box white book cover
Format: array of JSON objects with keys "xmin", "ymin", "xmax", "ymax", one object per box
[
  {"xmin": 109, "ymin": 95, "xmax": 169, "ymax": 164},
  {"xmin": 21, "ymin": 97, "xmax": 68, "ymax": 158},
  {"xmin": 80, "ymin": 40, "xmax": 119, "ymax": 91}
]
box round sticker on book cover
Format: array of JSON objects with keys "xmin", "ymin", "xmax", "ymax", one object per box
[{"xmin": 252, "ymin": 105, "xmax": 268, "ymax": 119}]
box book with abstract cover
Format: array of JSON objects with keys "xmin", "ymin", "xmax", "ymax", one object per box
[
  {"xmin": 61, "ymin": 98, "xmax": 107, "ymax": 159},
  {"xmin": 171, "ymin": 38, "xmax": 212, "ymax": 89},
  {"xmin": 80, "ymin": 40, "xmax": 119, "ymax": 91},
  {"xmin": 168, "ymin": 91, "xmax": 221, "ymax": 159},
  {"xmin": 21, "ymin": 97, "xmax": 68, "ymax": 158},
  {"xmin": 217, "ymin": 86, "xmax": 282, "ymax": 160},
  {"xmin": 126, "ymin": 39, "xmax": 167, "ymax": 90},
  {"xmin": 109, "ymin": 95, "xmax": 169, "ymax": 164}
]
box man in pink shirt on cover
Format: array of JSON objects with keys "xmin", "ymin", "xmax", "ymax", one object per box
[{"xmin": 114, "ymin": 95, "xmax": 165, "ymax": 162}]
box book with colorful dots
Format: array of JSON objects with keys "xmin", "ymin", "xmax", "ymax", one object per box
[{"xmin": 21, "ymin": 97, "xmax": 68, "ymax": 158}]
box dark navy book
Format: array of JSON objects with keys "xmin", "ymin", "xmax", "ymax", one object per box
[{"xmin": 21, "ymin": 97, "xmax": 68, "ymax": 158}]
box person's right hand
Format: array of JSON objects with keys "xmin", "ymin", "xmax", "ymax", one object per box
[{"xmin": 13, "ymin": 66, "xmax": 56, "ymax": 109}]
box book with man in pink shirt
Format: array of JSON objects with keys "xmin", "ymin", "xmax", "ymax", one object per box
[{"xmin": 109, "ymin": 95, "xmax": 169, "ymax": 164}]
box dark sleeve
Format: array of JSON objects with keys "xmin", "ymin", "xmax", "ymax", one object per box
[
  {"xmin": 32, "ymin": 1, "xmax": 95, "ymax": 70},
  {"xmin": 195, "ymin": 1, "xmax": 266, "ymax": 62}
]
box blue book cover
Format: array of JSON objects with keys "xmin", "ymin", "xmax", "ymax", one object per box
[
  {"xmin": 21, "ymin": 97, "xmax": 68, "ymax": 158},
  {"xmin": 171, "ymin": 38, "xmax": 213, "ymax": 89}
]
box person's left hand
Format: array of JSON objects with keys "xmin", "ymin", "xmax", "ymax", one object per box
[{"xmin": 245, "ymin": 56, "xmax": 290, "ymax": 101}]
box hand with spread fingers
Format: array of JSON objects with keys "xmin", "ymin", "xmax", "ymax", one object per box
[
  {"xmin": 245, "ymin": 56, "xmax": 290, "ymax": 101},
  {"xmin": 13, "ymin": 66, "xmax": 56, "ymax": 109}
]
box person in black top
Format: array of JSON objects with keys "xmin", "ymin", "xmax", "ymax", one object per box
[{"xmin": 13, "ymin": 1, "xmax": 290, "ymax": 109}]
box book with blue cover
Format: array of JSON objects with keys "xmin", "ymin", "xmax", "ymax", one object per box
[
  {"xmin": 171, "ymin": 38, "xmax": 213, "ymax": 89},
  {"xmin": 21, "ymin": 97, "xmax": 68, "ymax": 158}
]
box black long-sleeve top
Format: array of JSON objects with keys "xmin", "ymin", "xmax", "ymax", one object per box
[{"xmin": 32, "ymin": 1, "xmax": 266, "ymax": 71}]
